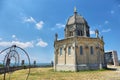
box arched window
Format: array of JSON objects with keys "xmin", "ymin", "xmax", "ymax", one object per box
[
  {"xmin": 80, "ymin": 46, "xmax": 83, "ymax": 55},
  {"xmin": 69, "ymin": 31, "xmax": 73, "ymax": 36},
  {"xmin": 68, "ymin": 46, "xmax": 71, "ymax": 55},
  {"xmin": 86, "ymin": 30, "xmax": 90, "ymax": 37},
  {"xmin": 60, "ymin": 48, "xmax": 62, "ymax": 55},
  {"xmin": 77, "ymin": 30, "xmax": 83, "ymax": 36},
  {"xmin": 90, "ymin": 46, "xmax": 94, "ymax": 55},
  {"xmin": 77, "ymin": 30, "xmax": 80, "ymax": 36},
  {"xmin": 80, "ymin": 30, "xmax": 83, "ymax": 36}
]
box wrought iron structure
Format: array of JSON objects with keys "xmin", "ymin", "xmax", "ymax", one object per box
[{"xmin": 0, "ymin": 45, "xmax": 30, "ymax": 80}]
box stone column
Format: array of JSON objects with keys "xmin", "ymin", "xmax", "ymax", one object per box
[
  {"xmin": 85, "ymin": 45, "xmax": 89, "ymax": 69},
  {"xmin": 95, "ymin": 29, "xmax": 99, "ymax": 38},
  {"xmin": 64, "ymin": 45, "xmax": 66, "ymax": 65},
  {"xmin": 21, "ymin": 60, "xmax": 24, "ymax": 66},
  {"xmin": 54, "ymin": 48, "xmax": 58, "ymax": 71},
  {"xmin": 55, "ymin": 33, "xmax": 58, "ymax": 41},
  {"xmin": 73, "ymin": 29, "xmax": 76, "ymax": 37},
  {"xmin": 99, "ymin": 47, "xmax": 103, "ymax": 69},
  {"xmin": 33, "ymin": 60, "xmax": 36, "ymax": 67},
  {"xmin": 74, "ymin": 41, "xmax": 77, "ymax": 71},
  {"xmin": 84, "ymin": 24, "xmax": 87, "ymax": 37},
  {"xmin": 64, "ymin": 28, "xmax": 68, "ymax": 38}
]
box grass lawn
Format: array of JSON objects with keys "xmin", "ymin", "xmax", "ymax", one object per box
[{"xmin": 0, "ymin": 67, "xmax": 120, "ymax": 80}]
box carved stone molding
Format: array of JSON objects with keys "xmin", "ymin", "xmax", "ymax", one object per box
[
  {"xmin": 96, "ymin": 46, "xmax": 99, "ymax": 49},
  {"xmin": 75, "ymin": 45, "xmax": 78, "ymax": 48},
  {"xmin": 85, "ymin": 45, "xmax": 88, "ymax": 49}
]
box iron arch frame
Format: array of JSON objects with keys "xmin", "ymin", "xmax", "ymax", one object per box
[{"xmin": 0, "ymin": 45, "xmax": 31, "ymax": 80}]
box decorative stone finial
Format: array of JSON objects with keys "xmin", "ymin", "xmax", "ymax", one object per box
[
  {"xmin": 74, "ymin": 6, "xmax": 77, "ymax": 13},
  {"xmin": 55, "ymin": 33, "xmax": 58, "ymax": 41},
  {"xmin": 95, "ymin": 29, "xmax": 99, "ymax": 38},
  {"xmin": 101, "ymin": 36, "xmax": 103, "ymax": 40}
]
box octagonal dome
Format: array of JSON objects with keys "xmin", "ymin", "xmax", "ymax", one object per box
[
  {"xmin": 64, "ymin": 7, "xmax": 90, "ymax": 38},
  {"xmin": 67, "ymin": 13, "xmax": 87, "ymax": 25}
]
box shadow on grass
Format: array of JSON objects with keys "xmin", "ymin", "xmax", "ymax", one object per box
[
  {"xmin": 106, "ymin": 68, "xmax": 117, "ymax": 71},
  {"xmin": 30, "ymin": 67, "xmax": 117, "ymax": 74},
  {"xmin": 50, "ymin": 68, "xmax": 117, "ymax": 73}
]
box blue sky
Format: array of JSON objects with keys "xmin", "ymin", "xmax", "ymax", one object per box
[{"xmin": 0, "ymin": 0, "xmax": 120, "ymax": 63}]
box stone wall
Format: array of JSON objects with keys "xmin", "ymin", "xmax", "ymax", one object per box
[
  {"xmin": 56, "ymin": 64, "xmax": 76, "ymax": 71},
  {"xmin": 54, "ymin": 37, "xmax": 105, "ymax": 71},
  {"xmin": 56, "ymin": 64, "xmax": 102, "ymax": 71}
]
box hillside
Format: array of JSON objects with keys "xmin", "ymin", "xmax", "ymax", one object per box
[{"xmin": 0, "ymin": 67, "xmax": 120, "ymax": 80}]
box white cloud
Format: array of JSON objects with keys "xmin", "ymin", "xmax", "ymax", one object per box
[
  {"xmin": 111, "ymin": 10, "xmax": 115, "ymax": 14},
  {"xmin": 12, "ymin": 34, "xmax": 18, "ymax": 41},
  {"xmin": 24, "ymin": 17, "xmax": 36, "ymax": 23},
  {"xmin": 0, "ymin": 42, "xmax": 11, "ymax": 47},
  {"xmin": 0, "ymin": 41, "xmax": 33, "ymax": 48},
  {"xmin": 56, "ymin": 23, "xmax": 65, "ymax": 28},
  {"xmin": 36, "ymin": 21, "xmax": 44, "ymax": 30},
  {"xmin": 90, "ymin": 30, "xmax": 95, "ymax": 35},
  {"xmin": 12, "ymin": 35, "xmax": 16, "ymax": 38},
  {"xmin": 102, "ymin": 29, "xmax": 111, "ymax": 33},
  {"xmin": 36, "ymin": 39, "xmax": 48, "ymax": 47},
  {"xmin": 12, "ymin": 41, "xmax": 34, "ymax": 48},
  {"xmin": 51, "ymin": 23, "xmax": 65, "ymax": 31},
  {"xmin": 23, "ymin": 16, "xmax": 44, "ymax": 30},
  {"xmin": 104, "ymin": 20, "xmax": 109, "ymax": 24}
]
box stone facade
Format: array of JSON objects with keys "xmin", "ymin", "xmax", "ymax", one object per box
[{"xmin": 54, "ymin": 8, "xmax": 106, "ymax": 71}]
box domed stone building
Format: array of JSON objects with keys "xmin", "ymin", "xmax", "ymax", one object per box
[{"xmin": 54, "ymin": 8, "xmax": 106, "ymax": 71}]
